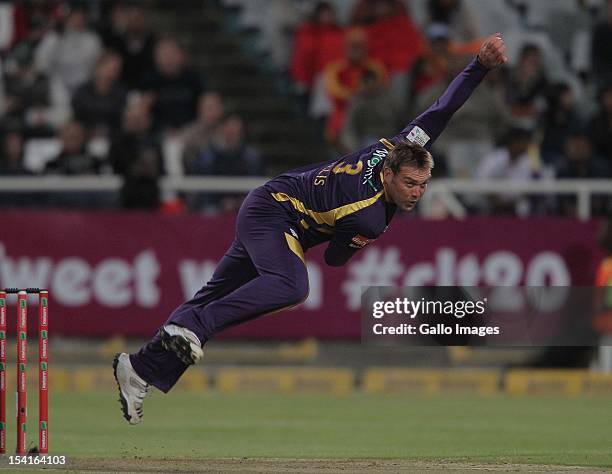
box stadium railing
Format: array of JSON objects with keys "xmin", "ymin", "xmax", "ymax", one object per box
[{"xmin": 0, "ymin": 176, "xmax": 611, "ymax": 220}]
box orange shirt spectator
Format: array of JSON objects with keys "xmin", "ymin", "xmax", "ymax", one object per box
[
  {"xmin": 594, "ymin": 220, "xmax": 612, "ymax": 334},
  {"xmin": 324, "ymin": 28, "xmax": 387, "ymax": 140}
]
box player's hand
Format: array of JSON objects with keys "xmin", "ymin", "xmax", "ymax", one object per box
[{"xmin": 477, "ymin": 33, "xmax": 508, "ymax": 69}]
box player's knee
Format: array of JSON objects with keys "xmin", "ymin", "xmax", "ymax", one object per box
[{"xmin": 280, "ymin": 276, "xmax": 309, "ymax": 306}]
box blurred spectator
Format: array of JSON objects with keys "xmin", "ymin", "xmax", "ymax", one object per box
[
  {"xmin": 72, "ymin": 51, "xmax": 127, "ymax": 136},
  {"xmin": 415, "ymin": 58, "xmax": 511, "ymax": 178},
  {"xmin": 594, "ymin": 218, "xmax": 612, "ymax": 371},
  {"xmin": 1, "ymin": 42, "xmax": 70, "ymax": 134},
  {"xmin": 44, "ymin": 121, "xmax": 105, "ymax": 174},
  {"xmin": 108, "ymin": 101, "xmax": 162, "ymax": 178},
  {"xmin": 556, "ymin": 128, "xmax": 611, "ymax": 216},
  {"xmin": 34, "ymin": 4, "xmax": 102, "ymax": 94},
  {"xmin": 591, "ymin": 0, "xmax": 612, "ymax": 87},
  {"xmin": 0, "ymin": 130, "xmax": 29, "ymax": 175},
  {"xmin": 350, "ymin": 0, "xmax": 407, "ymax": 25},
  {"xmin": 0, "ymin": 1, "xmax": 29, "ymax": 53},
  {"xmin": 410, "ymin": 23, "xmax": 453, "ymax": 100},
  {"xmin": 362, "ymin": 0, "xmax": 424, "ymax": 102},
  {"xmin": 290, "ymin": 2, "xmax": 345, "ymax": 105},
  {"xmin": 426, "ymin": 0, "xmax": 480, "ymax": 41},
  {"xmin": 556, "ymin": 129, "xmax": 611, "ymax": 179},
  {"xmin": 3, "ymin": 7, "xmax": 50, "ymax": 68},
  {"xmin": 100, "ymin": 3, "xmax": 156, "ymax": 90},
  {"xmin": 110, "ymin": 98, "xmax": 162, "ymax": 206},
  {"xmin": 141, "ymin": 36, "xmax": 205, "ymax": 132},
  {"xmin": 539, "ymin": 83, "xmax": 584, "ymax": 166},
  {"xmin": 589, "ymin": 83, "xmax": 612, "ymax": 163},
  {"xmin": 323, "ymin": 28, "xmax": 387, "ymax": 143},
  {"xmin": 182, "ymin": 92, "xmax": 225, "ymax": 174},
  {"xmin": 506, "ymin": 43, "xmax": 549, "ymax": 127},
  {"xmin": 188, "ymin": 115, "xmax": 263, "ymax": 212},
  {"xmin": 119, "ymin": 144, "xmax": 162, "ymax": 210},
  {"xmin": 476, "ymin": 127, "xmax": 540, "ymax": 214},
  {"xmin": 189, "ymin": 115, "xmax": 263, "ymax": 176},
  {"xmin": 340, "ymin": 69, "xmax": 399, "ymax": 152}
]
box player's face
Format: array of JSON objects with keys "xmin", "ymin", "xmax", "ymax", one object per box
[{"xmin": 383, "ymin": 165, "xmax": 431, "ymax": 212}]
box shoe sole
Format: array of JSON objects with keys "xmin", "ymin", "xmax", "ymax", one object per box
[
  {"xmin": 160, "ymin": 328, "xmax": 197, "ymax": 365},
  {"xmin": 113, "ymin": 353, "xmax": 133, "ymax": 424}
]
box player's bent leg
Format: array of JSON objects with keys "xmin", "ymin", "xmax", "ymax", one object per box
[
  {"xmin": 121, "ymin": 188, "xmax": 309, "ymax": 397},
  {"xmin": 113, "ymin": 353, "xmax": 149, "ymax": 425},
  {"xmin": 125, "ymin": 239, "xmax": 258, "ymax": 395}
]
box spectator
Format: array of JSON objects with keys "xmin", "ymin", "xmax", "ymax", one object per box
[
  {"xmin": 340, "ymin": 69, "xmax": 399, "ymax": 152},
  {"xmin": 0, "ymin": 130, "xmax": 29, "ymax": 175},
  {"xmin": 556, "ymin": 129, "xmax": 610, "ymax": 179},
  {"xmin": 591, "ymin": 0, "xmax": 612, "ymax": 88},
  {"xmin": 290, "ymin": 2, "xmax": 345, "ymax": 105},
  {"xmin": 414, "ymin": 58, "xmax": 511, "ymax": 178},
  {"xmin": 363, "ymin": 0, "xmax": 424, "ymax": 102},
  {"xmin": 141, "ymin": 36, "xmax": 205, "ymax": 132},
  {"xmin": 539, "ymin": 83, "xmax": 584, "ymax": 166},
  {"xmin": 2, "ymin": 42, "xmax": 70, "ymax": 134},
  {"xmin": 188, "ymin": 115, "xmax": 263, "ymax": 212},
  {"xmin": 108, "ymin": 101, "xmax": 162, "ymax": 177},
  {"xmin": 34, "ymin": 4, "xmax": 102, "ymax": 95},
  {"xmin": 44, "ymin": 121, "xmax": 104, "ymax": 175},
  {"xmin": 0, "ymin": 1, "xmax": 29, "ymax": 53},
  {"xmin": 506, "ymin": 43, "xmax": 549, "ymax": 127},
  {"xmin": 72, "ymin": 51, "xmax": 127, "ymax": 137},
  {"xmin": 350, "ymin": 0, "xmax": 407, "ymax": 25},
  {"xmin": 101, "ymin": 3, "xmax": 156, "ymax": 90},
  {"xmin": 190, "ymin": 115, "xmax": 262, "ymax": 176},
  {"xmin": 476, "ymin": 127, "xmax": 540, "ymax": 214},
  {"xmin": 556, "ymin": 128, "xmax": 611, "ymax": 216},
  {"xmin": 182, "ymin": 92, "xmax": 225, "ymax": 174},
  {"xmin": 589, "ymin": 83, "xmax": 612, "ymax": 164},
  {"xmin": 323, "ymin": 28, "xmax": 387, "ymax": 143},
  {"xmin": 410, "ymin": 23, "xmax": 453, "ymax": 100},
  {"xmin": 426, "ymin": 0, "xmax": 480, "ymax": 41},
  {"xmin": 120, "ymin": 145, "xmax": 162, "ymax": 210},
  {"xmin": 594, "ymin": 219, "xmax": 612, "ymax": 371}
]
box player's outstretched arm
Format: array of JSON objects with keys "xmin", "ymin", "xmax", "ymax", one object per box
[{"xmin": 400, "ymin": 34, "xmax": 508, "ymax": 150}]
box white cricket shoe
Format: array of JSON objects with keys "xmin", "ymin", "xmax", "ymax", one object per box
[
  {"xmin": 159, "ymin": 324, "xmax": 204, "ymax": 365},
  {"xmin": 113, "ymin": 353, "xmax": 149, "ymax": 425}
]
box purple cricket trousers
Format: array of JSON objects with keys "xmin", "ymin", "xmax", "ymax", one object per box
[{"xmin": 130, "ymin": 187, "xmax": 309, "ymax": 392}]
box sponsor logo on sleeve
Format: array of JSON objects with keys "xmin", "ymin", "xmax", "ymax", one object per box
[
  {"xmin": 362, "ymin": 148, "xmax": 389, "ymax": 191},
  {"xmin": 406, "ymin": 126, "xmax": 430, "ymax": 147},
  {"xmin": 349, "ymin": 234, "xmax": 374, "ymax": 249}
]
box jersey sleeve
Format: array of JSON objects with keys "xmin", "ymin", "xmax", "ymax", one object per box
[{"xmin": 395, "ymin": 56, "xmax": 489, "ymax": 150}]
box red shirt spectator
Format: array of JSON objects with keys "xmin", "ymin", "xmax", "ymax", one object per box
[
  {"xmin": 363, "ymin": 0, "xmax": 424, "ymax": 74},
  {"xmin": 290, "ymin": 2, "xmax": 345, "ymax": 91}
]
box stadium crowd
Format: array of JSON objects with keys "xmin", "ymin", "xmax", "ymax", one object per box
[
  {"xmin": 0, "ymin": 0, "xmax": 611, "ymax": 216},
  {"xmin": 0, "ymin": 1, "xmax": 263, "ymax": 212}
]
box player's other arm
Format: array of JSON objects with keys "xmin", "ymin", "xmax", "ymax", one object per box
[
  {"xmin": 402, "ymin": 34, "xmax": 508, "ymax": 149},
  {"xmin": 324, "ymin": 217, "xmax": 375, "ymax": 267}
]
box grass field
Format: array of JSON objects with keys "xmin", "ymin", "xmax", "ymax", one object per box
[{"xmin": 0, "ymin": 390, "xmax": 610, "ymax": 472}]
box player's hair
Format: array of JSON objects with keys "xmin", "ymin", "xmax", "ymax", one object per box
[{"xmin": 384, "ymin": 140, "xmax": 434, "ymax": 174}]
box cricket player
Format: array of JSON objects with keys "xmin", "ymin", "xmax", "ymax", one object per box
[{"xmin": 114, "ymin": 34, "xmax": 507, "ymax": 424}]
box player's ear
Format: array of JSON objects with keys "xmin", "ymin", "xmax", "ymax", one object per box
[{"xmin": 383, "ymin": 166, "xmax": 393, "ymax": 184}]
